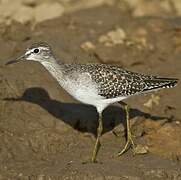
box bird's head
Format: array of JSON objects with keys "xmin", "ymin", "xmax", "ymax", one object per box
[{"xmin": 6, "ymin": 42, "xmax": 54, "ymax": 65}]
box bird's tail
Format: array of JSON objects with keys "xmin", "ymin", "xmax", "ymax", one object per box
[{"xmin": 143, "ymin": 77, "xmax": 178, "ymax": 92}]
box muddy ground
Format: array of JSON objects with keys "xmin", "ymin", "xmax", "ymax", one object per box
[{"xmin": 0, "ymin": 4, "xmax": 181, "ymax": 180}]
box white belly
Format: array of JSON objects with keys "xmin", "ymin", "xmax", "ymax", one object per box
[
  {"xmin": 61, "ymin": 75, "xmax": 104, "ymax": 105},
  {"xmin": 60, "ymin": 78, "xmax": 127, "ymax": 112}
]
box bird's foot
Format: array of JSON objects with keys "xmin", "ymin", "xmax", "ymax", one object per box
[
  {"xmin": 117, "ymin": 131, "xmax": 135, "ymax": 156},
  {"xmin": 117, "ymin": 133, "xmax": 149, "ymax": 156}
]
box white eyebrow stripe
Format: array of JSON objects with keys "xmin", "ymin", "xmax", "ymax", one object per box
[
  {"xmin": 25, "ymin": 49, "xmax": 34, "ymax": 55},
  {"xmin": 39, "ymin": 47, "xmax": 49, "ymax": 51}
]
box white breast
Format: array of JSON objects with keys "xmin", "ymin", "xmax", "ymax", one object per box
[{"xmin": 61, "ymin": 72, "xmax": 104, "ymax": 103}]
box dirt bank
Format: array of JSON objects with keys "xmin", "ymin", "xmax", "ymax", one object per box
[{"xmin": 0, "ymin": 4, "xmax": 180, "ymax": 180}]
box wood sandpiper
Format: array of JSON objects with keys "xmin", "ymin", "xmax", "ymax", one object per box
[{"xmin": 6, "ymin": 42, "xmax": 178, "ymax": 163}]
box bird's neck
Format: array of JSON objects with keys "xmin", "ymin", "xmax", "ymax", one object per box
[{"xmin": 40, "ymin": 59, "xmax": 64, "ymax": 83}]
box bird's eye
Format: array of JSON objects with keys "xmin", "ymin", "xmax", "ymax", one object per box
[{"xmin": 33, "ymin": 48, "xmax": 39, "ymax": 53}]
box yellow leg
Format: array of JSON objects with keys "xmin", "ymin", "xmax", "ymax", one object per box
[
  {"xmin": 118, "ymin": 102, "xmax": 135, "ymax": 156},
  {"xmin": 91, "ymin": 113, "xmax": 103, "ymax": 163}
]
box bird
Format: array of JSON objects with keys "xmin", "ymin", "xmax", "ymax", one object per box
[{"xmin": 6, "ymin": 42, "xmax": 178, "ymax": 163}]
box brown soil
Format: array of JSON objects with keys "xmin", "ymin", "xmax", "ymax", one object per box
[{"xmin": 0, "ymin": 5, "xmax": 181, "ymax": 180}]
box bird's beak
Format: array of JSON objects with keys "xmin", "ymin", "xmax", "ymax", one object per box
[{"xmin": 5, "ymin": 54, "xmax": 27, "ymax": 65}]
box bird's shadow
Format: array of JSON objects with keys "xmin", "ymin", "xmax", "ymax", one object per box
[{"xmin": 4, "ymin": 87, "xmax": 168, "ymax": 136}]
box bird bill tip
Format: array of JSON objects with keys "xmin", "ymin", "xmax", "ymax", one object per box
[
  {"xmin": 5, "ymin": 59, "xmax": 20, "ymax": 65},
  {"xmin": 5, "ymin": 55, "xmax": 25, "ymax": 66}
]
